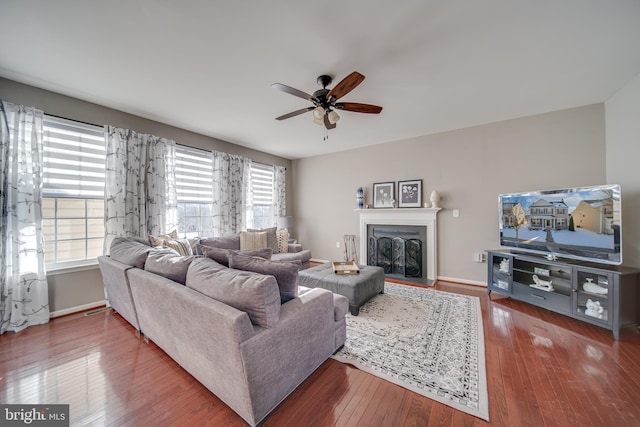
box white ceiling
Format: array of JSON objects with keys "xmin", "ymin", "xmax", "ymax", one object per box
[{"xmin": 1, "ymin": 1, "xmax": 639, "ymax": 160}]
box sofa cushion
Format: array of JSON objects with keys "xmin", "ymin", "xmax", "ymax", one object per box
[
  {"xmin": 109, "ymin": 237, "xmax": 153, "ymax": 268},
  {"xmin": 163, "ymin": 238, "xmax": 194, "ymax": 256},
  {"xmin": 145, "ymin": 248, "xmax": 196, "ymax": 285},
  {"xmin": 186, "ymin": 258, "xmax": 281, "ymax": 328},
  {"xmin": 199, "ymin": 245, "xmax": 272, "ymax": 267},
  {"xmin": 228, "ymin": 252, "xmax": 300, "ymax": 302},
  {"xmin": 199, "ymin": 234, "xmax": 240, "ymax": 250},
  {"xmin": 248, "ymin": 227, "xmax": 278, "ymax": 253}
]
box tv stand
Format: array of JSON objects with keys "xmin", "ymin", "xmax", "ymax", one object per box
[{"xmin": 486, "ymin": 250, "xmax": 640, "ymax": 340}]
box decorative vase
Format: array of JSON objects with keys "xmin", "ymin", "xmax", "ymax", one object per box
[
  {"xmin": 430, "ymin": 190, "xmax": 441, "ymax": 208},
  {"xmin": 356, "ymin": 187, "xmax": 364, "ymax": 209}
]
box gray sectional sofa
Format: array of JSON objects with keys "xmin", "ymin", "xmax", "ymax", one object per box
[{"xmin": 98, "ymin": 237, "xmax": 347, "ymax": 426}]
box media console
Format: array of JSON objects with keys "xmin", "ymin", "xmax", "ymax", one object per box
[{"xmin": 486, "ymin": 250, "xmax": 640, "ymax": 340}]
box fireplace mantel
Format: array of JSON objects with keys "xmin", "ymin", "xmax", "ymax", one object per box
[{"xmin": 355, "ymin": 208, "xmax": 441, "ymax": 284}]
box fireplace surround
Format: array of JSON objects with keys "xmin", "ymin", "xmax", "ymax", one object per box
[{"xmin": 357, "ymin": 208, "xmax": 440, "ymax": 284}]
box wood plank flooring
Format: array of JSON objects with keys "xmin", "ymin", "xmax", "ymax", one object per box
[{"xmin": 2, "ymin": 280, "xmax": 640, "ymax": 426}]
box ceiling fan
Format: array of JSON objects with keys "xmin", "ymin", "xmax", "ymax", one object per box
[{"xmin": 271, "ymin": 72, "xmax": 383, "ymax": 130}]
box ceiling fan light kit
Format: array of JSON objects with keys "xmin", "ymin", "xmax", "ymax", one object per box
[{"xmin": 271, "ymin": 71, "xmax": 382, "ymax": 130}]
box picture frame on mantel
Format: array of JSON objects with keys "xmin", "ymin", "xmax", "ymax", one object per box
[
  {"xmin": 398, "ymin": 179, "xmax": 423, "ymax": 208},
  {"xmin": 373, "ymin": 182, "xmax": 395, "ymax": 208}
]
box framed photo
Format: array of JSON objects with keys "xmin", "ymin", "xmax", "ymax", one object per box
[
  {"xmin": 373, "ymin": 182, "xmax": 395, "ymax": 208},
  {"xmin": 398, "ymin": 179, "xmax": 423, "ymax": 208}
]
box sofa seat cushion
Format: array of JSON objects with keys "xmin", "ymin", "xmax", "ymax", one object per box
[
  {"xmin": 144, "ymin": 248, "xmax": 196, "ymax": 285},
  {"xmin": 228, "ymin": 252, "xmax": 299, "ymax": 302},
  {"xmin": 186, "ymin": 258, "xmax": 281, "ymax": 328},
  {"xmin": 109, "ymin": 237, "xmax": 152, "ymax": 268},
  {"xmin": 199, "ymin": 245, "xmax": 273, "ymax": 267}
]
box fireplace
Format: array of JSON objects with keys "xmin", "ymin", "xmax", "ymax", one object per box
[
  {"xmin": 357, "ymin": 208, "xmax": 440, "ymax": 285},
  {"xmin": 368, "ymin": 225, "xmax": 425, "ymax": 281}
]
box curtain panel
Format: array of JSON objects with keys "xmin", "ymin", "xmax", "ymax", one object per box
[
  {"xmin": 103, "ymin": 126, "xmax": 177, "ymax": 253},
  {"xmin": 212, "ymin": 152, "xmax": 251, "ymax": 236},
  {"xmin": 0, "ymin": 100, "xmax": 49, "ymax": 334},
  {"xmin": 274, "ymin": 165, "xmax": 286, "ymax": 224}
]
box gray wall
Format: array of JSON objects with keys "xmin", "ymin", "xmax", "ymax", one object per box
[
  {"xmin": 0, "ymin": 77, "xmax": 292, "ymax": 315},
  {"xmin": 606, "ymin": 72, "xmax": 640, "ymax": 269},
  {"xmin": 291, "ymin": 104, "xmax": 608, "ymax": 284}
]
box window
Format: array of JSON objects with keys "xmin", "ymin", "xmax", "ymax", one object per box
[
  {"xmin": 247, "ymin": 162, "xmax": 275, "ymax": 229},
  {"xmin": 175, "ymin": 145, "xmax": 214, "ymax": 238},
  {"xmin": 42, "ymin": 116, "xmax": 105, "ymax": 267}
]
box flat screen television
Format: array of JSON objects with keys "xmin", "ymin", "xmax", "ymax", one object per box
[{"xmin": 498, "ymin": 184, "xmax": 621, "ymax": 265}]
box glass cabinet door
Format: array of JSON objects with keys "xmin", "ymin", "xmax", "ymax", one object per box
[
  {"xmin": 574, "ymin": 269, "xmax": 612, "ymax": 325},
  {"xmin": 489, "ymin": 253, "xmax": 512, "ymax": 293}
]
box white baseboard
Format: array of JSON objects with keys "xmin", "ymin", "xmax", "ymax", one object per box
[
  {"xmin": 50, "ymin": 300, "xmax": 107, "ymax": 318},
  {"xmin": 438, "ymin": 276, "xmax": 487, "ymax": 287}
]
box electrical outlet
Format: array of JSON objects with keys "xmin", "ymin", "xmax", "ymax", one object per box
[
  {"xmin": 336, "ymin": 241, "xmax": 340, "ymax": 248},
  {"xmin": 453, "ymin": 209, "xmax": 460, "ymax": 218}
]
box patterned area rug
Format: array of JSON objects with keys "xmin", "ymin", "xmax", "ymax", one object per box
[{"xmin": 331, "ymin": 282, "xmax": 489, "ymax": 421}]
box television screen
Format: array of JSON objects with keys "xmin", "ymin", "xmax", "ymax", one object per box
[{"xmin": 499, "ymin": 184, "xmax": 621, "ymax": 265}]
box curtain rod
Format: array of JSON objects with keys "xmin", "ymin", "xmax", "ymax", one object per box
[{"xmin": 45, "ymin": 113, "xmax": 103, "ymax": 128}]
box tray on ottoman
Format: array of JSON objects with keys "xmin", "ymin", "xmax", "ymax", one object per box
[{"xmin": 298, "ymin": 263, "xmax": 384, "ymax": 315}]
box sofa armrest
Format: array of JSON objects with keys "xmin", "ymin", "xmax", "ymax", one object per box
[
  {"xmin": 98, "ymin": 255, "xmax": 140, "ymax": 331},
  {"xmin": 287, "ymin": 243, "xmax": 303, "ymax": 253},
  {"xmin": 239, "ymin": 288, "xmax": 336, "ymax": 424}
]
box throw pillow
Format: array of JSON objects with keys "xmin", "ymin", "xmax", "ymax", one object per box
[
  {"xmin": 248, "ymin": 227, "xmax": 278, "ymax": 253},
  {"xmin": 186, "ymin": 258, "xmax": 281, "ymax": 328},
  {"xmin": 276, "ymin": 229, "xmax": 289, "ymax": 253},
  {"xmin": 240, "ymin": 231, "xmax": 267, "ymax": 250},
  {"xmin": 109, "ymin": 237, "xmax": 153, "ymax": 269},
  {"xmin": 228, "ymin": 252, "xmax": 300, "ymax": 302},
  {"xmin": 199, "ymin": 245, "xmax": 273, "ymax": 267},
  {"xmin": 144, "ymin": 248, "xmax": 195, "ymax": 285},
  {"xmin": 163, "ymin": 238, "xmax": 194, "ymax": 256},
  {"xmin": 149, "ymin": 229, "xmax": 180, "ymax": 247},
  {"xmin": 199, "ymin": 234, "xmax": 240, "ymax": 250}
]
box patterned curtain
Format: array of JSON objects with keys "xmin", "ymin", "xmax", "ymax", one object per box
[
  {"xmin": 274, "ymin": 165, "xmax": 286, "ymax": 223},
  {"xmin": 103, "ymin": 126, "xmax": 177, "ymax": 252},
  {"xmin": 0, "ymin": 100, "xmax": 49, "ymax": 334},
  {"xmin": 212, "ymin": 151, "xmax": 251, "ymax": 236}
]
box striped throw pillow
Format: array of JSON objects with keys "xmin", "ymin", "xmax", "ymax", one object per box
[
  {"xmin": 240, "ymin": 231, "xmax": 267, "ymax": 250},
  {"xmin": 163, "ymin": 238, "xmax": 194, "ymax": 256}
]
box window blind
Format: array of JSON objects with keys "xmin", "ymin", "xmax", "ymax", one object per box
[
  {"xmin": 175, "ymin": 145, "xmax": 213, "ymax": 202},
  {"xmin": 250, "ymin": 162, "xmax": 274, "ymax": 206},
  {"xmin": 43, "ymin": 116, "xmax": 105, "ymax": 198}
]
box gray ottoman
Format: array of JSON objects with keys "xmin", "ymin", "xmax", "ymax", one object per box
[{"xmin": 298, "ymin": 263, "xmax": 385, "ymax": 315}]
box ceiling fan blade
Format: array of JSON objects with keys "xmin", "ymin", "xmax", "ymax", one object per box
[
  {"xmin": 326, "ymin": 71, "xmax": 365, "ymax": 101},
  {"xmin": 335, "ymin": 102, "xmax": 383, "ymax": 114},
  {"xmin": 324, "ymin": 113, "xmax": 337, "ymax": 129},
  {"xmin": 275, "ymin": 107, "xmax": 315, "ymax": 120},
  {"xmin": 271, "ymin": 83, "xmax": 313, "ymax": 101}
]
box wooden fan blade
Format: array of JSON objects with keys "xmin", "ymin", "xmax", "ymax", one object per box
[
  {"xmin": 275, "ymin": 107, "xmax": 315, "ymax": 120},
  {"xmin": 271, "ymin": 83, "xmax": 313, "ymax": 101},
  {"xmin": 326, "ymin": 71, "xmax": 365, "ymax": 101},
  {"xmin": 335, "ymin": 102, "xmax": 383, "ymax": 114},
  {"xmin": 324, "ymin": 113, "xmax": 337, "ymax": 129}
]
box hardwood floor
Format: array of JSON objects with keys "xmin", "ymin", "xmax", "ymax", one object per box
[{"xmin": 2, "ymin": 280, "xmax": 640, "ymax": 426}]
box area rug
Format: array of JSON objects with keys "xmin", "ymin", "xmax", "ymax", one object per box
[{"xmin": 331, "ymin": 282, "xmax": 489, "ymax": 421}]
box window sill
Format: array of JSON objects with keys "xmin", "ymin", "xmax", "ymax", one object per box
[{"xmin": 46, "ymin": 261, "xmax": 100, "ymax": 276}]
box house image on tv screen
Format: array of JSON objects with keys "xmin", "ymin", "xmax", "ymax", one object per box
[{"xmin": 528, "ymin": 199, "xmax": 569, "ymax": 231}]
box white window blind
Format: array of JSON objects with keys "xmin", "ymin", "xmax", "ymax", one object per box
[
  {"xmin": 43, "ymin": 116, "xmax": 105, "ymax": 198},
  {"xmin": 250, "ymin": 162, "xmax": 274, "ymax": 206},
  {"xmin": 175, "ymin": 145, "xmax": 213, "ymax": 203}
]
